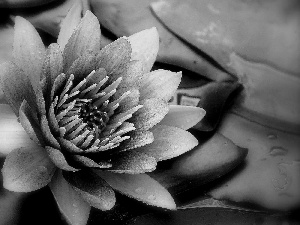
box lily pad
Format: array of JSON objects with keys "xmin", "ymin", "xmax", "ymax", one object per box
[
  {"xmin": 229, "ymin": 54, "xmax": 300, "ymax": 133},
  {"xmin": 150, "ymin": 0, "xmax": 300, "ymax": 75},
  {"xmin": 128, "ymin": 205, "xmax": 290, "ymax": 225},
  {"xmin": 209, "ymin": 112, "xmax": 300, "ymax": 211}
]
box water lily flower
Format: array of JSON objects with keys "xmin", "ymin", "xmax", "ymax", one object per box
[{"xmin": 0, "ymin": 2, "xmax": 205, "ymax": 224}]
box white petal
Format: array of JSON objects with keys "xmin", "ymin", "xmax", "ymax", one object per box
[
  {"xmin": 2, "ymin": 145, "xmax": 56, "ymax": 192},
  {"xmin": 139, "ymin": 69, "xmax": 182, "ymax": 101},
  {"xmin": 96, "ymin": 171, "xmax": 176, "ymax": 209},
  {"xmin": 128, "ymin": 27, "xmax": 159, "ymax": 73},
  {"xmin": 0, "ymin": 104, "xmax": 36, "ymax": 156},
  {"xmin": 138, "ymin": 125, "xmax": 199, "ymax": 161},
  {"xmin": 158, "ymin": 105, "xmax": 206, "ymax": 130},
  {"xmin": 13, "ymin": 16, "xmax": 45, "ymax": 92},
  {"xmin": 50, "ymin": 171, "xmax": 91, "ymax": 225},
  {"xmin": 57, "ymin": 1, "xmax": 83, "ymax": 51},
  {"xmin": 63, "ymin": 10, "xmax": 101, "ymax": 71}
]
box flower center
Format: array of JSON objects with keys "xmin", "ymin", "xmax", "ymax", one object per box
[{"xmin": 79, "ymin": 102, "xmax": 109, "ymax": 131}]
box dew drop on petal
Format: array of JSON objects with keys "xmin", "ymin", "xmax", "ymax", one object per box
[
  {"xmin": 147, "ymin": 194, "xmax": 156, "ymax": 201},
  {"xmin": 38, "ymin": 166, "xmax": 48, "ymax": 174},
  {"xmin": 135, "ymin": 187, "xmax": 145, "ymax": 194},
  {"xmin": 72, "ymin": 203, "xmax": 80, "ymax": 215}
]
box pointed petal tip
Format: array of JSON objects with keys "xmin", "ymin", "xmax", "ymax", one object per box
[
  {"xmin": 14, "ymin": 15, "xmax": 28, "ymax": 26},
  {"xmin": 62, "ymin": 7, "xmax": 101, "ymax": 71},
  {"xmin": 176, "ymin": 70, "xmax": 182, "ymax": 78},
  {"xmin": 57, "ymin": 0, "xmax": 83, "ymax": 50},
  {"xmin": 146, "ymin": 27, "xmax": 159, "ymax": 37},
  {"xmin": 14, "ymin": 16, "xmax": 23, "ymax": 25},
  {"xmin": 191, "ymin": 107, "xmax": 206, "ymax": 127},
  {"xmin": 131, "ymin": 26, "xmax": 159, "ymax": 40},
  {"xmin": 128, "ymin": 27, "xmax": 160, "ymax": 72},
  {"xmin": 83, "ymin": 10, "xmax": 96, "ymax": 19},
  {"xmin": 141, "ymin": 125, "xmax": 199, "ymax": 161},
  {"xmin": 13, "ymin": 13, "xmax": 46, "ymax": 95},
  {"xmin": 140, "ymin": 69, "xmax": 182, "ymax": 101},
  {"xmin": 150, "ymin": 0, "xmax": 170, "ymax": 12},
  {"xmin": 81, "ymin": 9, "xmax": 100, "ymax": 30}
]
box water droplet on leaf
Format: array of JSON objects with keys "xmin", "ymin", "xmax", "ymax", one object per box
[
  {"xmin": 267, "ymin": 133, "xmax": 277, "ymax": 140},
  {"xmin": 272, "ymin": 178, "xmax": 287, "ymax": 190},
  {"xmin": 269, "ymin": 146, "xmax": 288, "ymax": 157},
  {"xmin": 272, "ymin": 163, "xmax": 291, "ymax": 192}
]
